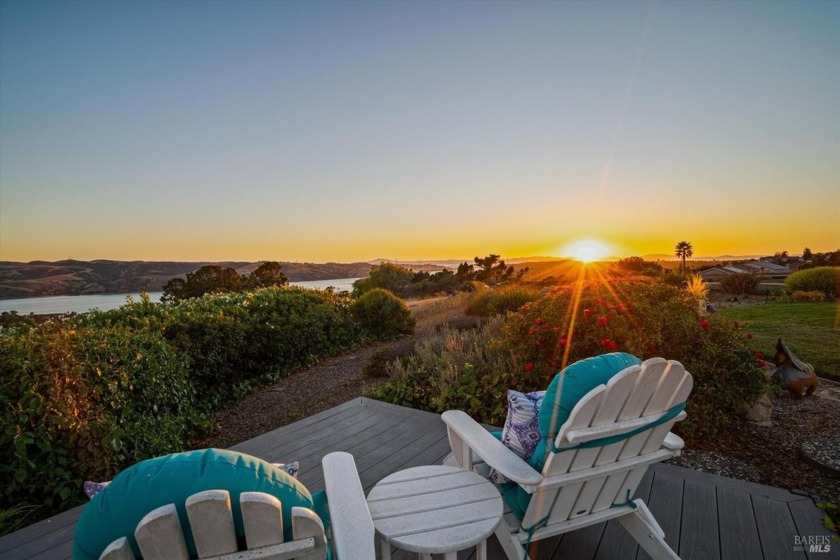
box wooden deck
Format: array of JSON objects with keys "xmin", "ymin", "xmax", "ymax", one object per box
[{"xmin": 1, "ymin": 397, "xmax": 836, "ymax": 560}]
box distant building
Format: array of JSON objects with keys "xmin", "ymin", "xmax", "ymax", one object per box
[{"xmin": 698, "ymin": 259, "xmax": 790, "ymax": 280}]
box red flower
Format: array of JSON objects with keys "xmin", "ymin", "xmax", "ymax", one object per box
[
  {"xmin": 754, "ymin": 351, "xmax": 764, "ymax": 360},
  {"xmin": 535, "ymin": 317, "xmax": 543, "ymax": 325},
  {"xmin": 598, "ymin": 316, "xmax": 608, "ymax": 326},
  {"xmin": 747, "ymin": 333, "xmax": 754, "ymax": 340},
  {"xmin": 607, "ymin": 340, "xmax": 618, "ymax": 351},
  {"xmin": 552, "ymin": 326, "xmax": 561, "ymax": 332},
  {"xmin": 583, "ymin": 308, "xmax": 593, "ymax": 316},
  {"xmin": 521, "ymin": 305, "xmax": 529, "ymax": 312},
  {"xmin": 543, "ymin": 323, "xmax": 551, "ymax": 329},
  {"xmin": 700, "ymin": 319, "xmax": 710, "ymax": 331},
  {"xmin": 524, "ymin": 362, "xmax": 534, "ymax": 372},
  {"xmin": 759, "ymin": 359, "xmax": 768, "ymax": 367},
  {"xmin": 529, "ymin": 327, "xmax": 537, "ymax": 335},
  {"xmin": 733, "ymin": 321, "xmax": 740, "ymax": 328},
  {"xmin": 559, "ymin": 337, "xmax": 568, "ymax": 346},
  {"xmin": 535, "ymin": 339, "xmax": 542, "ymax": 346}
]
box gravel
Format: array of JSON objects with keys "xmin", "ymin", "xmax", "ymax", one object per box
[{"xmin": 675, "ymin": 387, "xmax": 840, "ymax": 502}]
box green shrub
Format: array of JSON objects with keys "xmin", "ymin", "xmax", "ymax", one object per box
[
  {"xmin": 351, "ymin": 263, "xmax": 413, "ymax": 297},
  {"xmin": 786, "ymin": 267, "xmax": 840, "ymax": 299},
  {"xmin": 0, "ymin": 322, "xmax": 201, "ymax": 518},
  {"xmin": 790, "ymin": 290, "xmax": 825, "ymax": 302},
  {"xmin": 465, "ymin": 285, "xmax": 541, "ymax": 317},
  {"xmin": 351, "ymin": 288, "xmax": 415, "ymax": 337},
  {"xmin": 83, "ymin": 287, "xmax": 362, "ymax": 406},
  {"xmin": 720, "ymin": 273, "xmax": 761, "ymax": 295}
]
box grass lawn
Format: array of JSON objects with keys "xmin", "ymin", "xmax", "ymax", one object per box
[{"xmin": 717, "ymin": 302, "xmax": 839, "ymax": 381}]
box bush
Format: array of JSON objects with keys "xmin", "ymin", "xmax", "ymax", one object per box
[
  {"xmin": 790, "ymin": 290, "xmax": 825, "ymax": 302},
  {"xmin": 465, "ymin": 285, "xmax": 541, "ymax": 317},
  {"xmin": 373, "ymin": 278, "xmax": 768, "ymax": 439},
  {"xmin": 720, "ymin": 273, "xmax": 761, "ymax": 295},
  {"xmin": 786, "ymin": 267, "xmax": 840, "ymax": 299},
  {"xmin": 351, "ymin": 263, "xmax": 413, "ymax": 297},
  {"xmin": 503, "ymin": 280, "xmax": 767, "ymax": 439},
  {"xmin": 351, "ymin": 289, "xmax": 415, "ymax": 338},
  {"xmin": 367, "ymin": 317, "xmax": 520, "ymax": 424},
  {"xmin": 82, "ymin": 287, "xmax": 362, "ymax": 406},
  {"xmin": 0, "ymin": 322, "xmax": 201, "ymax": 519}
]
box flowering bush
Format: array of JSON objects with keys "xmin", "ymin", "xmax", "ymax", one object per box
[
  {"xmin": 373, "ymin": 277, "xmax": 767, "ymax": 439},
  {"xmin": 502, "ymin": 279, "xmax": 767, "ymax": 438}
]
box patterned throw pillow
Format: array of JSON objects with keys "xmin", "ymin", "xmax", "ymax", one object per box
[{"xmin": 489, "ymin": 390, "xmax": 546, "ymax": 484}]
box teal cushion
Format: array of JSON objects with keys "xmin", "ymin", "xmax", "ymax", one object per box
[
  {"xmin": 73, "ymin": 449, "xmax": 315, "ymax": 560},
  {"xmin": 505, "ymin": 352, "xmax": 642, "ymax": 520},
  {"xmin": 530, "ymin": 352, "xmax": 642, "ymax": 471}
]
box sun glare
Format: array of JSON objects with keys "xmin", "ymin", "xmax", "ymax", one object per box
[{"xmin": 562, "ymin": 239, "xmax": 611, "ymax": 263}]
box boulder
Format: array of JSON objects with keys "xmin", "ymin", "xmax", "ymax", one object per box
[
  {"xmin": 739, "ymin": 394, "xmax": 772, "ymax": 426},
  {"xmin": 771, "ymin": 338, "xmax": 819, "ymax": 398}
]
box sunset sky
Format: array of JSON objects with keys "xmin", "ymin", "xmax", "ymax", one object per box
[{"xmin": 1, "ymin": 1, "xmax": 838, "ymax": 263}]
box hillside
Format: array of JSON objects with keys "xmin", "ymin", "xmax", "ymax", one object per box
[{"xmin": 0, "ymin": 260, "xmax": 374, "ymax": 299}]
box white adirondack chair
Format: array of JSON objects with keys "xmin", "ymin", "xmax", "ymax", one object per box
[
  {"xmin": 442, "ymin": 358, "xmax": 693, "ymax": 560},
  {"xmin": 99, "ymin": 452, "xmax": 375, "ymax": 560}
]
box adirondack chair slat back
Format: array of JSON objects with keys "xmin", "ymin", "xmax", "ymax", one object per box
[
  {"xmin": 98, "ymin": 490, "xmax": 327, "ymax": 560},
  {"xmin": 522, "ymin": 359, "xmax": 692, "ymax": 529}
]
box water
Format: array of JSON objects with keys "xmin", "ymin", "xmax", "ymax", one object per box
[{"xmin": 0, "ymin": 278, "xmax": 361, "ymax": 315}]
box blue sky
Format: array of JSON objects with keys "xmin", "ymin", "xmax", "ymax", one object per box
[{"xmin": 1, "ymin": 0, "xmax": 838, "ymax": 262}]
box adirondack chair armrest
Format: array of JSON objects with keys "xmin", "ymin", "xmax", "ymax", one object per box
[
  {"xmin": 321, "ymin": 452, "xmax": 376, "ymax": 559},
  {"xmin": 663, "ymin": 432, "xmax": 684, "ymax": 451},
  {"xmin": 441, "ymin": 410, "xmax": 543, "ymax": 487}
]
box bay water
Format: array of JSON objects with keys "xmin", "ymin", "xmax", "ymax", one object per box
[{"xmin": 0, "ymin": 278, "xmax": 362, "ymax": 315}]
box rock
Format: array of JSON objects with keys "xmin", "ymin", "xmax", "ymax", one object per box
[
  {"xmin": 817, "ymin": 386, "xmax": 840, "ymax": 404},
  {"xmin": 740, "ymin": 394, "xmax": 772, "ymax": 425},
  {"xmin": 771, "ymin": 338, "xmax": 819, "ymax": 398},
  {"xmin": 800, "ymin": 437, "xmax": 840, "ymax": 477}
]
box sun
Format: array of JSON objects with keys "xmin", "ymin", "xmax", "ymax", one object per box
[{"xmin": 561, "ymin": 239, "xmax": 612, "ymax": 263}]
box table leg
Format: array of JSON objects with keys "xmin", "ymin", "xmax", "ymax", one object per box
[
  {"xmin": 477, "ymin": 539, "xmax": 487, "ymax": 560},
  {"xmin": 379, "ymin": 537, "xmax": 391, "ymax": 560},
  {"xmin": 443, "ymin": 552, "xmax": 457, "ymax": 560},
  {"xmin": 420, "ymin": 554, "xmax": 433, "ymax": 560}
]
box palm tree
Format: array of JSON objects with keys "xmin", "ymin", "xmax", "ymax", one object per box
[{"xmin": 674, "ymin": 241, "xmax": 693, "ymax": 274}]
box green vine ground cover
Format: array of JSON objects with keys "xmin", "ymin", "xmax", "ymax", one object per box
[{"xmin": 717, "ymin": 302, "xmax": 840, "ymax": 380}]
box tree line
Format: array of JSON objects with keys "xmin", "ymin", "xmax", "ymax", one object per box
[{"xmin": 162, "ymin": 262, "xmax": 287, "ymax": 301}]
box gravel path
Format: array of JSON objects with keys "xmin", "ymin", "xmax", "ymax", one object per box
[{"xmin": 195, "ymin": 295, "xmax": 472, "ymax": 449}]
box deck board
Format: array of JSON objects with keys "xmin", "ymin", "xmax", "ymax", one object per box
[
  {"xmin": 1, "ymin": 397, "xmax": 835, "ymax": 560},
  {"xmin": 679, "ymin": 479, "xmax": 721, "ymax": 560}
]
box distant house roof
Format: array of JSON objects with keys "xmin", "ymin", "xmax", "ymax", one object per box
[
  {"xmin": 700, "ymin": 261, "xmax": 791, "ymax": 277},
  {"xmin": 722, "ymin": 265, "xmax": 750, "ymax": 273},
  {"xmin": 755, "ymin": 260, "xmax": 790, "ymax": 272},
  {"xmin": 699, "ymin": 267, "xmax": 730, "ymax": 278}
]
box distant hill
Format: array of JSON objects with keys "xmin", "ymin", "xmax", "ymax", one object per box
[{"xmin": 0, "ymin": 260, "xmax": 373, "ymax": 299}]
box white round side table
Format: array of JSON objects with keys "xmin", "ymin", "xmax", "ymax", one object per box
[{"xmin": 366, "ymin": 465, "xmax": 503, "ymax": 560}]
